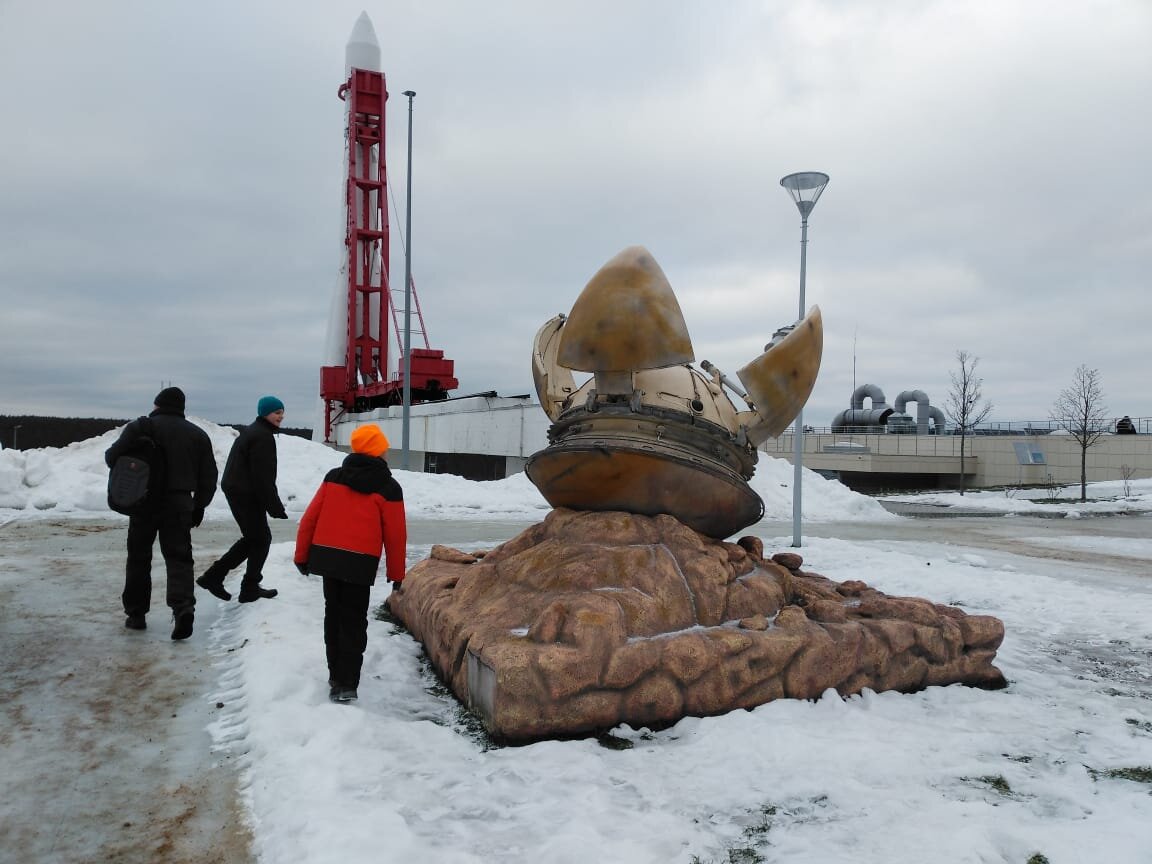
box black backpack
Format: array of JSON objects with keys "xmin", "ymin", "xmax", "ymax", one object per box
[{"xmin": 107, "ymin": 417, "xmax": 167, "ymax": 517}]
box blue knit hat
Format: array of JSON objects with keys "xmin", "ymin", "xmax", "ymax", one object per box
[{"xmin": 257, "ymin": 395, "xmax": 284, "ymax": 417}]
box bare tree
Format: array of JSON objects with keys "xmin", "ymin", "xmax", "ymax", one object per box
[
  {"xmin": 1050, "ymin": 364, "xmax": 1109, "ymax": 502},
  {"xmin": 1120, "ymin": 464, "xmax": 1135, "ymax": 499},
  {"xmin": 944, "ymin": 351, "xmax": 993, "ymax": 495}
]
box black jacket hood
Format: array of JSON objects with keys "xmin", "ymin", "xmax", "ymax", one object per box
[{"xmin": 332, "ymin": 453, "xmax": 395, "ymax": 495}]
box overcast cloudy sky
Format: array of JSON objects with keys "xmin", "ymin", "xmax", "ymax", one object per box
[{"xmin": 2, "ymin": 0, "xmax": 1149, "ymax": 429}]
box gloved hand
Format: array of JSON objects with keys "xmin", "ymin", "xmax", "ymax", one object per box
[
  {"xmin": 295, "ymin": 562, "xmax": 309, "ymax": 576},
  {"xmin": 191, "ymin": 507, "xmax": 205, "ymax": 528},
  {"xmin": 270, "ymin": 508, "xmax": 288, "ymax": 520}
]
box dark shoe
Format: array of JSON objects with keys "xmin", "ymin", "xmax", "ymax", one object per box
[
  {"xmin": 329, "ymin": 686, "xmax": 358, "ymax": 704},
  {"xmin": 171, "ymin": 610, "xmax": 194, "ymax": 640},
  {"xmin": 125, "ymin": 614, "xmax": 146, "ymax": 631},
  {"xmin": 196, "ymin": 574, "xmax": 232, "ymax": 601},
  {"xmin": 238, "ymin": 586, "xmax": 278, "ymax": 603}
]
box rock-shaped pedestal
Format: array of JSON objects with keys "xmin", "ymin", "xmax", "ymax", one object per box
[{"xmin": 388, "ymin": 509, "xmax": 1006, "ymax": 742}]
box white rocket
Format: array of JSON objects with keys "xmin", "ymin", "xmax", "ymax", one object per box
[
  {"xmin": 316, "ymin": 12, "xmax": 384, "ymax": 439},
  {"xmin": 344, "ymin": 10, "xmax": 380, "ymax": 72}
]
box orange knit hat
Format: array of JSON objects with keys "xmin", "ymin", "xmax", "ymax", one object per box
[{"xmin": 350, "ymin": 424, "xmax": 389, "ymax": 457}]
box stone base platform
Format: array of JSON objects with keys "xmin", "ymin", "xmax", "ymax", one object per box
[{"xmin": 387, "ymin": 509, "xmax": 1006, "ymax": 743}]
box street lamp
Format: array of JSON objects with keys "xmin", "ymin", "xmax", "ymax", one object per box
[
  {"xmin": 779, "ymin": 171, "xmax": 829, "ymax": 547},
  {"xmin": 401, "ymin": 90, "xmax": 416, "ymax": 470}
]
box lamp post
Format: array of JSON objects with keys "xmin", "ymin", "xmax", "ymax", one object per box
[
  {"xmin": 401, "ymin": 90, "xmax": 416, "ymax": 470},
  {"xmin": 779, "ymin": 171, "xmax": 829, "ymax": 547}
]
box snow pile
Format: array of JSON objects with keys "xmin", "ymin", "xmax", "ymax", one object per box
[
  {"xmin": 0, "ymin": 419, "xmax": 891, "ymax": 524},
  {"xmin": 750, "ymin": 455, "xmax": 896, "ymax": 521}
]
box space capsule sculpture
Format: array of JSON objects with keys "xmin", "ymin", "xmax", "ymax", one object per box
[{"xmin": 526, "ymin": 246, "xmax": 823, "ymax": 539}]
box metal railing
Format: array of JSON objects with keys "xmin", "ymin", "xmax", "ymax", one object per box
[
  {"xmin": 766, "ymin": 432, "xmax": 968, "ymax": 458},
  {"xmin": 798, "ymin": 415, "xmax": 1151, "ymax": 437}
]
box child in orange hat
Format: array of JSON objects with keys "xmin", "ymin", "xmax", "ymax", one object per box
[{"xmin": 294, "ymin": 423, "xmax": 407, "ymax": 703}]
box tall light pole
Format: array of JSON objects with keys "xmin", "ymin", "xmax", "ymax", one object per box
[
  {"xmin": 401, "ymin": 90, "xmax": 416, "ymax": 470},
  {"xmin": 779, "ymin": 171, "xmax": 829, "ymax": 547}
]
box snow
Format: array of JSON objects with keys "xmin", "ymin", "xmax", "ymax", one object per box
[
  {"xmin": 0, "ymin": 417, "xmax": 901, "ymax": 523},
  {"xmin": 3, "ymin": 422, "xmax": 1151, "ymax": 863},
  {"xmin": 882, "ymin": 481, "xmax": 1152, "ymax": 517}
]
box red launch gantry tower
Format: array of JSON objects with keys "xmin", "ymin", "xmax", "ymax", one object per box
[{"xmin": 320, "ymin": 66, "xmax": 457, "ymax": 442}]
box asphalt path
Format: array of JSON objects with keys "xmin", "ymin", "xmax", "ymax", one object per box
[
  {"xmin": 0, "ymin": 511, "xmax": 1147, "ymax": 862},
  {"xmin": 0, "ymin": 518, "xmax": 284, "ymax": 864}
]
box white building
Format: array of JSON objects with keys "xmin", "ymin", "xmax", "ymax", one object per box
[
  {"xmin": 330, "ymin": 394, "xmax": 550, "ymax": 480},
  {"xmin": 333, "ymin": 396, "xmax": 1151, "ymax": 491}
]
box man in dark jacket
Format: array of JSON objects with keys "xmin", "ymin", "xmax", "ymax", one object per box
[
  {"xmin": 105, "ymin": 386, "xmax": 218, "ymax": 639},
  {"xmin": 198, "ymin": 396, "xmax": 287, "ymax": 603},
  {"xmin": 294, "ymin": 423, "xmax": 407, "ymax": 703}
]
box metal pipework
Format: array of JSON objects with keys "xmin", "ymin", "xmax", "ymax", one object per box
[
  {"xmin": 928, "ymin": 405, "xmax": 947, "ymax": 434},
  {"xmin": 849, "ymin": 383, "xmax": 889, "ymax": 411},
  {"xmin": 835, "ymin": 407, "xmax": 894, "ymax": 428},
  {"xmin": 700, "ymin": 360, "xmax": 749, "ymax": 404},
  {"xmin": 894, "ymin": 389, "xmax": 931, "ymax": 435}
]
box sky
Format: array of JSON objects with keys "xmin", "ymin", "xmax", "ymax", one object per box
[
  {"xmin": 2, "ymin": 421, "xmax": 1151, "ymax": 862},
  {"xmin": 1, "ymin": 0, "xmax": 1151, "ymax": 429}
]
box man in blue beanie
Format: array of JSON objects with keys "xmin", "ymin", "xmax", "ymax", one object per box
[{"xmin": 198, "ymin": 396, "xmax": 287, "ymax": 603}]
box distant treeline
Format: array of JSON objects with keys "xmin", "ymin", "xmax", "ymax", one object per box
[{"xmin": 0, "ymin": 416, "xmax": 314, "ymax": 451}]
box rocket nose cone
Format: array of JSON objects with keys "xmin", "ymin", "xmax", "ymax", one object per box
[
  {"xmin": 346, "ymin": 11, "xmax": 381, "ymax": 72},
  {"xmin": 348, "ymin": 11, "xmax": 379, "ymax": 45}
]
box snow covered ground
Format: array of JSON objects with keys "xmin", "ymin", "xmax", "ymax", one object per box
[
  {"xmin": 2, "ymin": 422, "xmax": 1151, "ymax": 863},
  {"xmin": 882, "ymin": 481, "xmax": 1152, "ymax": 519}
]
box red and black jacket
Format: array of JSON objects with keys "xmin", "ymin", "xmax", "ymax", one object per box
[{"xmin": 295, "ymin": 454, "xmax": 407, "ymax": 586}]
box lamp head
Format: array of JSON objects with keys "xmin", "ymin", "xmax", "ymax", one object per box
[{"xmin": 780, "ymin": 171, "xmax": 829, "ymax": 219}]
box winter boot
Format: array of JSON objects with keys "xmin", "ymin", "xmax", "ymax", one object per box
[
  {"xmin": 238, "ymin": 585, "xmax": 278, "ymax": 603},
  {"xmin": 171, "ymin": 610, "xmax": 194, "ymax": 640},
  {"xmin": 196, "ymin": 568, "xmax": 231, "ymax": 601}
]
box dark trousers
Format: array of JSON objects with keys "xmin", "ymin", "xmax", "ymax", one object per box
[
  {"xmin": 323, "ymin": 578, "xmax": 372, "ymax": 689},
  {"xmin": 124, "ymin": 507, "xmax": 196, "ymax": 617},
  {"xmin": 205, "ymin": 493, "xmax": 270, "ymax": 589}
]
